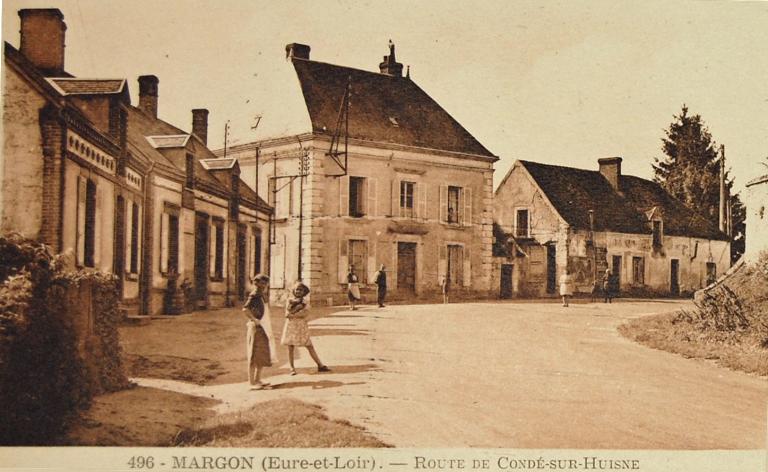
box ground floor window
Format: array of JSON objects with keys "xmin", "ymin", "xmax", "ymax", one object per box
[
  {"xmin": 210, "ymin": 218, "xmax": 225, "ymax": 279},
  {"xmin": 129, "ymin": 202, "xmax": 140, "ymax": 274},
  {"xmin": 348, "ymin": 239, "xmax": 368, "ymax": 283},
  {"xmin": 160, "ymin": 205, "xmax": 180, "ymax": 275},
  {"xmin": 76, "ymin": 176, "xmax": 97, "ymax": 268},
  {"xmin": 632, "ymin": 256, "xmax": 644, "ymax": 285}
]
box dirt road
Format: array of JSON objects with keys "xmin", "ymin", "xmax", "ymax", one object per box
[{"xmin": 134, "ymin": 300, "xmax": 766, "ymax": 448}]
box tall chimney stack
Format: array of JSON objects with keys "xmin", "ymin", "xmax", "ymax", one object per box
[
  {"xmin": 18, "ymin": 9, "xmax": 66, "ymax": 76},
  {"xmin": 285, "ymin": 43, "xmax": 311, "ymax": 60},
  {"xmin": 192, "ymin": 109, "xmax": 209, "ymax": 145},
  {"xmin": 379, "ymin": 40, "xmax": 403, "ymax": 77},
  {"xmin": 598, "ymin": 157, "xmax": 622, "ymax": 192},
  {"xmin": 138, "ymin": 75, "xmax": 159, "ymax": 118}
]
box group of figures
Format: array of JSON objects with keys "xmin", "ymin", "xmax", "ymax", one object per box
[
  {"xmin": 242, "ymin": 275, "xmax": 330, "ymax": 390},
  {"xmin": 346, "ymin": 264, "xmax": 388, "ymax": 310},
  {"xmin": 346, "ymin": 265, "xmax": 454, "ymax": 308},
  {"xmin": 559, "ymin": 268, "xmax": 620, "ymax": 307}
]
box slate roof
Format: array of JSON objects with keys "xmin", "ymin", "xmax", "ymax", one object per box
[
  {"xmin": 46, "ymin": 78, "xmax": 126, "ymax": 95},
  {"xmin": 292, "ymin": 59, "xmax": 496, "ymax": 159},
  {"xmin": 519, "ymin": 160, "xmax": 728, "ymax": 241}
]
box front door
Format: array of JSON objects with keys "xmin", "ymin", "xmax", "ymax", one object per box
[
  {"xmin": 194, "ymin": 213, "xmax": 209, "ymax": 307},
  {"xmin": 611, "ymin": 255, "xmax": 622, "ymax": 290},
  {"xmin": 396, "ymin": 242, "xmax": 417, "ymax": 291},
  {"xmin": 500, "ymin": 264, "xmax": 514, "ymax": 299},
  {"xmin": 670, "ymin": 259, "xmax": 680, "ymax": 295},
  {"xmin": 237, "ymin": 226, "xmax": 247, "ymax": 301},
  {"xmin": 546, "ymin": 244, "xmax": 556, "ymax": 294}
]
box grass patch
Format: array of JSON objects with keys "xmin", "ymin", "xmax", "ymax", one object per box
[
  {"xmin": 619, "ymin": 313, "xmax": 768, "ymax": 376},
  {"xmin": 173, "ymin": 398, "xmax": 389, "ymax": 447},
  {"xmin": 619, "ymin": 255, "xmax": 768, "ymax": 377},
  {"xmin": 124, "ymin": 353, "xmax": 227, "ymax": 385}
]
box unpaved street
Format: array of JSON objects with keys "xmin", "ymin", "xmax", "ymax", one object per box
[{"xmin": 135, "ymin": 300, "xmax": 766, "ymax": 448}]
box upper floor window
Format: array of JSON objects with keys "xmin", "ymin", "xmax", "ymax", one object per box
[
  {"xmin": 400, "ymin": 181, "xmax": 415, "ymax": 218},
  {"xmin": 447, "ymin": 186, "xmax": 461, "ymax": 224},
  {"xmin": 349, "ymin": 177, "xmax": 366, "ymax": 217},
  {"xmin": 652, "ymin": 220, "xmax": 663, "ymax": 248},
  {"xmin": 516, "ymin": 209, "xmax": 529, "ymax": 238}
]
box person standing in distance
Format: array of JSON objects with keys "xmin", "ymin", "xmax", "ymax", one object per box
[{"xmin": 374, "ymin": 265, "xmax": 387, "ymax": 308}]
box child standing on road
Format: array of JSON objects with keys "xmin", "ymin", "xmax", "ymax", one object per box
[
  {"xmin": 243, "ymin": 274, "xmax": 273, "ymax": 390},
  {"xmin": 281, "ymin": 280, "xmax": 331, "ymax": 375}
]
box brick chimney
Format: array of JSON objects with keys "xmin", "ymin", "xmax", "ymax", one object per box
[
  {"xmin": 18, "ymin": 9, "xmax": 67, "ymax": 76},
  {"xmin": 285, "ymin": 43, "xmax": 310, "ymax": 60},
  {"xmin": 192, "ymin": 109, "xmax": 209, "ymax": 145},
  {"xmin": 138, "ymin": 75, "xmax": 159, "ymax": 118},
  {"xmin": 598, "ymin": 157, "xmax": 622, "ymax": 192},
  {"xmin": 379, "ymin": 40, "xmax": 403, "ymax": 77}
]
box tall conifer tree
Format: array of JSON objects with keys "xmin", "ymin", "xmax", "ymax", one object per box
[{"xmin": 653, "ymin": 105, "xmax": 745, "ymax": 262}]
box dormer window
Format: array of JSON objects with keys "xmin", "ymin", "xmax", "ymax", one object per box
[{"xmin": 652, "ymin": 220, "xmax": 663, "ymax": 248}]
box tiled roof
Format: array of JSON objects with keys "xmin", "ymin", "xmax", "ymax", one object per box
[
  {"xmin": 46, "ymin": 78, "xmax": 125, "ymax": 95},
  {"xmin": 145, "ymin": 134, "xmax": 191, "ymax": 149},
  {"xmin": 519, "ymin": 160, "xmax": 728, "ymax": 241},
  {"xmin": 292, "ymin": 59, "xmax": 496, "ymax": 159}
]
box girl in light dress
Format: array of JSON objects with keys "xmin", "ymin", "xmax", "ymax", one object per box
[{"xmin": 280, "ymin": 280, "xmax": 330, "ymax": 375}]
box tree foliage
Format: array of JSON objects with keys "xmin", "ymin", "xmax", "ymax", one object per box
[{"xmin": 653, "ymin": 105, "xmax": 745, "ymax": 262}]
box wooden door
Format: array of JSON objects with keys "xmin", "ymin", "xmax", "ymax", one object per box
[
  {"xmin": 500, "ymin": 264, "xmax": 514, "ymax": 299},
  {"xmin": 670, "ymin": 259, "xmax": 680, "ymax": 295},
  {"xmin": 194, "ymin": 213, "xmax": 209, "ymax": 306},
  {"xmin": 396, "ymin": 242, "xmax": 417, "ymax": 291}
]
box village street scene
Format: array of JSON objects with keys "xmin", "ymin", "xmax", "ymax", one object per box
[{"xmin": 0, "ymin": 0, "xmax": 767, "ymax": 467}]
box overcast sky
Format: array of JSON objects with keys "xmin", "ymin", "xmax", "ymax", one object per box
[{"xmin": 3, "ymin": 0, "xmax": 767, "ymax": 193}]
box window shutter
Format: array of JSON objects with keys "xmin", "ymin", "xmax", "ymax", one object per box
[
  {"xmin": 463, "ymin": 246, "xmax": 472, "ymax": 287},
  {"xmin": 439, "ymin": 185, "xmax": 448, "ymax": 223},
  {"xmin": 463, "ymin": 187, "xmax": 473, "ymax": 226},
  {"xmin": 209, "ymin": 223, "xmax": 216, "ymax": 277},
  {"xmin": 367, "ymin": 178, "xmax": 377, "ymax": 217},
  {"xmin": 125, "ymin": 200, "xmax": 133, "ymax": 273},
  {"xmin": 338, "ymin": 240, "xmax": 348, "ymax": 284},
  {"xmin": 390, "ymin": 179, "xmax": 401, "ymax": 217},
  {"xmin": 76, "ymin": 176, "xmax": 87, "ymax": 266},
  {"xmin": 438, "ymin": 243, "xmax": 447, "ymax": 283},
  {"xmin": 160, "ymin": 212, "xmax": 169, "ymax": 274},
  {"xmin": 419, "ymin": 183, "xmax": 428, "ymax": 220},
  {"xmin": 339, "ymin": 175, "xmax": 349, "ymax": 216}
]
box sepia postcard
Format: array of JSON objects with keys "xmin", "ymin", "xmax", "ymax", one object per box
[{"xmin": 0, "ymin": 1, "xmax": 766, "ymax": 471}]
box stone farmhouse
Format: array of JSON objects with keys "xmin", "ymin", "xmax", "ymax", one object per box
[
  {"xmin": 1, "ymin": 8, "xmax": 272, "ymax": 316},
  {"xmin": 493, "ymin": 158, "xmax": 731, "ymax": 298},
  {"xmin": 222, "ymin": 43, "xmax": 498, "ymax": 304}
]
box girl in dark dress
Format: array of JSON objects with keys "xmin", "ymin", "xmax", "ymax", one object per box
[{"xmin": 243, "ymin": 274, "xmax": 272, "ymax": 390}]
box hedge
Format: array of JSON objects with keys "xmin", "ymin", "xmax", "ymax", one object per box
[{"xmin": 0, "ymin": 234, "xmax": 129, "ymax": 445}]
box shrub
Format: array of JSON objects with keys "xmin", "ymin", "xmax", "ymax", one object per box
[{"xmin": 0, "ymin": 234, "xmax": 128, "ymax": 445}]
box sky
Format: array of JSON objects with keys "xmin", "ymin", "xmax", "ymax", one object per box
[{"xmin": 2, "ymin": 0, "xmax": 767, "ymax": 194}]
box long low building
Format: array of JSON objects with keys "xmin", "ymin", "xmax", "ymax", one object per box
[
  {"xmin": 493, "ymin": 157, "xmax": 731, "ymax": 298},
  {"xmin": 1, "ymin": 8, "xmax": 272, "ymax": 316}
]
